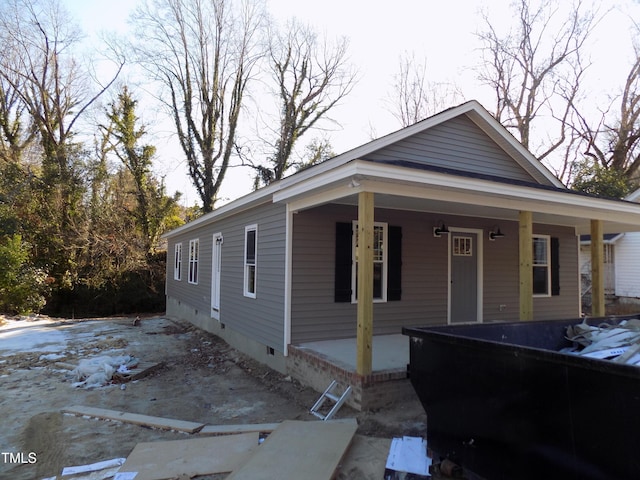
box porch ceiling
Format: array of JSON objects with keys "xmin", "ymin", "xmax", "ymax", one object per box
[{"xmin": 275, "ymin": 160, "xmax": 640, "ymax": 235}]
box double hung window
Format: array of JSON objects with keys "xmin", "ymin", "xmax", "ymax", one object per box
[
  {"xmin": 188, "ymin": 239, "xmax": 199, "ymax": 284},
  {"xmin": 533, "ymin": 235, "xmax": 550, "ymax": 296},
  {"xmin": 244, "ymin": 225, "xmax": 257, "ymax": 298},
  {"xmin": 352, "ymin": 222, "xmax": 388, "ymax": 302},
  {"xmin": 174, "ymin": 243, "xmax": 182, "ymax": 281}
]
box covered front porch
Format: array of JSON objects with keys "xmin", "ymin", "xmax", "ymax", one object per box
[{"xmin": 279, "ymin": 161, "xmax": 640, "ymax": 410}]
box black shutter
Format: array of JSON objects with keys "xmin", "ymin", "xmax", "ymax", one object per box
[
  {"xmin": 551, "ymin": 237, "xmax": 560, "ymax": 296},
  {"xmin": 387, "ymin": 226, "xmax": 402, "ymax": 301},
  {"xmin": 334, "ymin": 222, "xmax": 353, "ymax": 302}
]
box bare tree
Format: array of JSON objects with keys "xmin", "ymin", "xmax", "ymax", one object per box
[
  {"xmin": 573, "ymin": 42, "xmax": 640, "ymax": 185},
  {"xmin": 0, "ymin": 0, "xmax": 122, "ymax": 278},
  {"xmin": 250, "ymin": 20, "xmax": 356, "ymax": 186},
  {"xmin": 130, "ymin": 0, "xmax": 264, "ymax": 212},
  {"xmin": 476, "ymin": 0, "xmax": 598, "ymax": 167},
  {"xmin": 0, "ymin": 0, "xmax": 122, "ymax": 180},
  {"xmin": 388, "ymin": 51, "xmax": 464, "ymax": 127}
]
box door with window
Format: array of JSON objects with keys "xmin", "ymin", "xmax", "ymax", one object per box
[
  {"xmin": 211, "ymin": 233, "xmax": 223, "ymax": 319},
  {"xmin": 450, "ymin": 231, "xmax": 481, "ymax": 324}
]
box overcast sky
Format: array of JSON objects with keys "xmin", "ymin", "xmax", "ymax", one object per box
[{"xmin": 64, "ymin": 0, "xmax": 640, "ymax": 206}]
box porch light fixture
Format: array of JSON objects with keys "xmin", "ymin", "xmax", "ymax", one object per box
[
  {"xmin": 433, "ymin": 222, "xmax": 450, "ymax": 237},
  {"xmin": 489, "ymin": 227, "xmax": 505, "ymax": 241}
]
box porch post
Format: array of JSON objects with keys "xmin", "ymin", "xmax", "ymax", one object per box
[
  {"xmin": 356, "ymin": 191, "xmax": 374, "ymax": 376},
  {"xmin": 591, "ymin": 219, "xmax": 605, "ymax": 317},
  {"xmin": 519, "ymin": 211, "xmax": 534, "ymax": 321}
]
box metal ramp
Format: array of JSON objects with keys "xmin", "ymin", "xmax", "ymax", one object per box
[{"xmin": 310, "ymin": 380, "xmax": 352, "ymax": 421}]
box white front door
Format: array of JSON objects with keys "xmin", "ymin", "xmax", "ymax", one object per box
[{"xmin": 211, "ymin": 233, "xmax": 223, "ymax": 319}]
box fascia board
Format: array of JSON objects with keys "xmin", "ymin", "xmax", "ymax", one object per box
[
  {"xmin": 273, "ymin": 162, "xmax": 359, "ymax": 204},
  {"xmin": 161, "ymin": 185, "xmax": 276, "ymax": 238},
  {"xmin": 353, "ymin": 162, "xmax": 640, "ymax": 225},
  {"xmin": 275, "ymin": 160, "xmax": 640, "ymax": 226}
]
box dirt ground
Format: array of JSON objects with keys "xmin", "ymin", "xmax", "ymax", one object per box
[{"xmin": 0, "ymin": 315, "xmax": 428, "ymax": 480}]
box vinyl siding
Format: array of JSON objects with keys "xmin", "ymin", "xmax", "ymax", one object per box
[
  {"xmin": 363, "ymin": 115, "xmax": 539, "ymax": 183},
  {"xmin": 166, "ymin": 202, "xmax": 287, "ymax": 351},
  {"xmin": 615, "ymin": 233, "xmax": 640, "ymax": 298},
  {"xmin": 290, "ymin": 204, "xmax": 580, "ymax": 343}
]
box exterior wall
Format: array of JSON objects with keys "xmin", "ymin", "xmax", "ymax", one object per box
[
  {"xmin": 363, "ymin": 115, "xmax": 539, "ymax": 183},
  {"xmin": 615, "ymin": 233, "xmax": 640, "ymax": 298},
  {"xmin": 166, "ymin": 296, "xmax": 286, "ymax": 373},
  {"xmin": 290, "ymin": 204, "xmax": 580, "ymax": 343},
  {"xmin": 165, "ymin": 201, "xmax": 288, "ymax": 353}
]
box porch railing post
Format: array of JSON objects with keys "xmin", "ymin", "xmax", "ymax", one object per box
[
  {"xmin": 356, "ymin": 191, "xmax": 374, "ymax": 376},
  {"xmin": 519, "ymin": 211, "xmax": 534, "ymax": 320},
  {"xmin": 591, "ymin": 219, "xmax": 605, "ymax": 317}
]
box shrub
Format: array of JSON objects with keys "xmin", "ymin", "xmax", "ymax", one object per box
[{"xmin": 0, "ymin": 235, "xmax": 50, "ymax": 314}]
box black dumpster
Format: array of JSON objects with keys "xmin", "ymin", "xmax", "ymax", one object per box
[{"xmin": 403, "ymin": 317, "xmax": 640, "ymax": 480}]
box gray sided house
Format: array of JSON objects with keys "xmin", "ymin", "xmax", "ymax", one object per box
[{"xmin": 163, "ymin": 101, "xmax": 640, "ymax": 410}]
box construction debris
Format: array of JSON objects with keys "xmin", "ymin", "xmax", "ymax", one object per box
[
  {"xmin": 384, "ymin": 436, "xmax": 431, "ymax": 478},
  {"xmin": 226, "ymin": 419, "xmax": 358, "ymax": 480},
  {"xmin": 565, "ymin": 318, "xmax": 640, "ymax": 364},
  {"xmin": 62, "ymin": 405, "xmax": 206, "ymax": 433},
  {"xmin": 199, "ymin": 422, "xmax": 280, "ymax": 435},
  {"xmin": 71, "ymin": 355, "xmax": 139, "ymax": 388},
  {"xmin": 115, "ymin": 433, "xmax": 258, "ymax": 480},
  {"xmin": 42, "ymin": 457, "xmax": 125, "ymax": 480}
]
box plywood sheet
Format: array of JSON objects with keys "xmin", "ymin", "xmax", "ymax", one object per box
[
  {"xmin": 117, "ymin": 432, "xmax": 258, "ymax": 480},
  {"xmin": 226, "ymin": 419, "xmax": 357, "ymax": 480},
  {"xmin": 62, "ymin": 405, "xmax": 205, "ymax": 433}
]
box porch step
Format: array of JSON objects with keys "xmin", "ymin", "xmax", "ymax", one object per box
[{"xmin": 310, "ymin": 380, "xmax": 352, "ymax": 421}]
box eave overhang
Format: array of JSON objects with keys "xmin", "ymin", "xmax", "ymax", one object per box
[{"xmin": 273, "ymin": 160, "xmax": 640, "ymax": 235}]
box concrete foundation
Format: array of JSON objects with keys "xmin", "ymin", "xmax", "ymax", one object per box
[
  {"xmin": 167, "ymin": 296, "xmax": 413, "ymax": 411},
  {"xmin": 286, "ymin": 345, "xmax": 412, "ymax": 411},
  {"xmin": 166, "ymin": 296, "xmax": 287, "ymax": 374}
]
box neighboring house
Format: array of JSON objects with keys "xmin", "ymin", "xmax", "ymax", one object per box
[
  {"xmin": 580, "ymin": 188, "xmax": 640, "ymax": 305},
  {"xmin": 162, "ymin": 101, "xmax": 640, "ymax": 409}
]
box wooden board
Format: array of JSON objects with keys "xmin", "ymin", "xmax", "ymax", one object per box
[
  {"xmin": 62, "ymin": 405, "xmax": 205, "ymax": 433},
  {"xmin": 118, "ymin": 432, "xmax": 258, "ymax": 480},
  {"xmin": 226, "ymin": 419, "xmax": 358, "ymax": 480},
  {"xmin": 199, "ymin": 422, "xmax": 280, "ymax": 435}
]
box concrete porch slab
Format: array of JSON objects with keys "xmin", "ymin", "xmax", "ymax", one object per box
[
  {"xmin": 296, "ymin": 334, "xmax": 409, "ymax": 372},
  {"xmin": 287, "ymin": 335, "xmax": 413, "ymax": 410}
]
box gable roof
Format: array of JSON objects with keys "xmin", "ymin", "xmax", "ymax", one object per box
[
  {"xmin": 164, "ymin": 100, "xmax": 640, "ymax": 238},
  {"xmin": 626, "ymin": 188, "xmax": 640, "ymax": 203},
  {"xmin": 278, "ymin": 100, "xmax": 564, "ymax": 190}
]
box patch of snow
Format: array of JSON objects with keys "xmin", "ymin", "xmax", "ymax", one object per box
[{"xmin": 39, "ymin": 353, "xmax": 66, "ymax": 361}]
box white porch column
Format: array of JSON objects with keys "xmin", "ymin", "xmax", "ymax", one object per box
[
  {"xmin": 356, "ymin": 191, "xmax": 374, "ymax": 376},
  {"xmin": 519, "ymin": 211, "xmax": 534, "ymax": 321},
  {"xmin": 591, "ymin": 219, "xmax": 605, "ymax": 317}
]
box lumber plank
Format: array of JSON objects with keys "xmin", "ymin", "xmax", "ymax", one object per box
[
  {"xmin": 62, "ymin": 405, "xmax": 205, "ymax": 433},
  {"xmin": 199, "ymin": 422, "xmax": 280, "ymax": 435},
  {"xmin": 226, "ymin": 419, "xmax": 358, "ymax": 480},
  {"xmin": 117, "ymin": 432, "xmax": 258, "ymax": 480}
]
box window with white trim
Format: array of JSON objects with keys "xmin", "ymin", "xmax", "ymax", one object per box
[
  {"xmin": 244, "ymin": 225, "xmax": 257, "ymax": 298},
  {"xmin": 174, "ymin": 243, "xmax": 182, "ymax": 281},
  {"xmin": 533, "ymin": 235, "xmax": 550, "ymax": 296},
  {"xmin": 188, "ymin": 239, "xmax": 199, "ymax": 284},
  {"xmin": 352, "ymin": 221, "xmax": 388, "ymax": 302}
]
